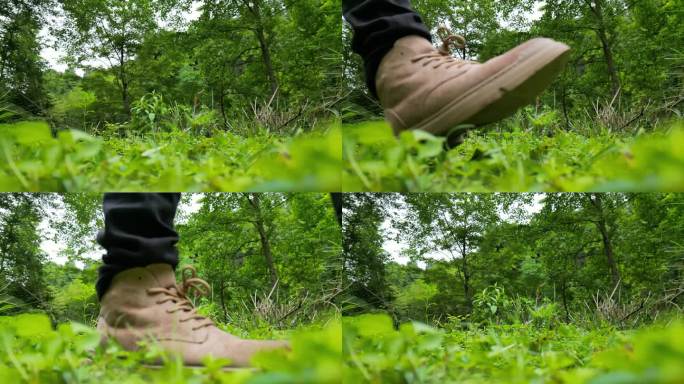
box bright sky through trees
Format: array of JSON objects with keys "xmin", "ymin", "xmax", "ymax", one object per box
[{"xmin": 39, "ymin": 1, "xmax": 204, "ymax": 72}]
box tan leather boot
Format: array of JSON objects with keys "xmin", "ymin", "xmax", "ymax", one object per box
[
  {"xmin": 97, "ymin": 264, "xmax": 288, "ymax": 367},
  {"xmin": 376, "ymin": 32, "xmax": 571, "ymax": 136}
]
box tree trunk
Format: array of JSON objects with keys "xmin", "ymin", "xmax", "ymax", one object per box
[
  {"xmin": 219, "ymin": 279, "xmax": 229, "ymax": 322},
  {"xmin": 254, "ymin": 25, "xmax": 278, "ymax": 96},
  {"xmin": 218, "ymin": 89, "xmax": 228, "ymax": 129},
  {"xmin": 243, "ymin": 0, "xmax": 278, "ymax": 95},
  {"xmin": 121, "ymin": 79, "xmax": 130, "ymax": 119},
  {"xmin": 0, "ymin": 54, "xmax": 6, "ymax": 83},
  {"xmin": 460, "ymin": 232, "xmax": 472, "ymax": 311},
  {"xmin": 589, "ymin": 0, "xmax": 621, "ymax": 97},
  {"xmin": 561, "ymin": 85, "xmax": 571, "ymax": 130},
  {"xmin": 458, "ymin": 17, "xmax": 469, "ymax": 60},
  {"xmin": 596, "ymin": 215, "xmax": 620, "ymax": 287},
  {"xmin": 462, "ymin": 255, "xmax": 472, "ymax": 311},
  {"xmin": 117, "ymin": 46, "xmax": 131, "ymax": 119},
  {"xmin": 248, "ymin": 194, "xmax": 279, "ymax": 287},
  {"xmin": 255, "ymin": 219, "xmax": 278, "ymax": 287},
  {"xmin": 589, "ymin": 194, "xmax": 621, "ymax": 287},
  {"xmin": 0, "ymin": 26, "xmax": 15, "ymax": 84},
  {"xmin": 560, "ymin": 279, "xmax": 570, "ymax": 322},
  {"xmin": 596, "ymin": 28, "xmax": 620, "ymax": 97}
]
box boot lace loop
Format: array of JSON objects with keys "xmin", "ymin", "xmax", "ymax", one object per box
[
  {"xmin": 437, "ymin": 26, "xmax": 466, "ymax": 56},
  {"xmin": 147, "ymin": 265, "xmax": 214, "ymax": 330},
  {"xmin": 411, "ymin": 26, "xmax": 473, "ymax": 69}
]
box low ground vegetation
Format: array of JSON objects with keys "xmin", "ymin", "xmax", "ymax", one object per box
[
  {"xmin": 343, "ymin": 117, "xmax": 684, "ymax": 192},
  {"xmin": 0, "ymin": 311, "xmax": 341, "ymax": 384},
  {"xmin": 343, "ymin": 310, "xmax": 684, "ymax": 384},
  {"xmin": 0, "ymin": 120, "xmax": 341, "ymax": 191}
]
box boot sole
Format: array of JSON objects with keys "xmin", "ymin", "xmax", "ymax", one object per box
[
  {"xmin": 100, "ymin": 332, "xmax": 259, "ymax": 371},
  {"xmin": 412, "ymin": 39, "xmax": 571, "ymax": 135}
]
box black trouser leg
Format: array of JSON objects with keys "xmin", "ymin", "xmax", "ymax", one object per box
[
  {"xmin": 96, "ymin": 193, "xmax": 181, "ymax": 299},
  {"xmin": 343, "ymin": 0, "xmax": 431, "ymax": 97}
]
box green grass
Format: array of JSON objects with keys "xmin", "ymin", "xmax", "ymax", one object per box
[
  {"xmin": 343, "ymin": 120, "xmax": 684, "ymax": 192},
  {"xmin": 0, "ymin": 121, "xmax": 341, "ymax": 192},
  {"xmin": 6, "ymin": 118, "xmax": 683, "ymax": 193},
  {"xmin": 343, "ymin": 313, "xmax": 684, "ymax": 384},
  {"xmin": 0, "ymin": 312, "xmax": 341, "ymax": 384}
]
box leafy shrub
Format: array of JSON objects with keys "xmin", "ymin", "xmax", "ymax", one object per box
[
  {"xmin": 472, "ymin": 284, "xmax": 511, "ymax": 324},
  {"xmin": 49, "ymin": 278, "xmax": 98, "ymax": 325},
  {"xmin": 130, "ymin": 93, "xmax": 220, "ymax": 136},
  {"xmin": 51, "ymin": 86, "xmax": 97, "ymax": 130},
  {"xmin": 0, "ymin": 283, "xmax": 17, "ymax": 315},
  {"xmin": 131, "ymin": 92, "xmax": 170, "ymax": 133},
  {"xmin": 469, "ymin": 286, "xmax": 563, "ymax": 328},
  {"xmin": 393, "ymin": 279, "xmax": 438, "ymax": 324},
  {"xmin": 0, "ymin": 91, "xmax": 31, "ymax": 124}
]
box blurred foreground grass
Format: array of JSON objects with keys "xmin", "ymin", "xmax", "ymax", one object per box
[
  {"xmin": 0, "ymin": 313, "xmax": 341, "ymax": 384},
  {"xmin": 343, "ymin": 120, "xmax": 684, "ymax": 192},
  {"xmin": 343, "ymin": 313, "xmax": 684, "ymax": 383},
  {"xmin": 0, "ymin": 121, "xmax": 341, "ymax": 192}
]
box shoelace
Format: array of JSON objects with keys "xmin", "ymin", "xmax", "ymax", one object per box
[
  {"xmin": 412, "ymin": 26, "xmax": 475, "ymax": 69},
  {"xmin": 147, "ymin": 265, "xmax": 215, "ymax": 331}
]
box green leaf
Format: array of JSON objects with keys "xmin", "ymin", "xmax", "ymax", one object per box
[
  {"xmin": 13, "ymin": 313, "xmax": 52, "ymax": 337},
  {"xmin": 0, "ymin": 121, "xmax": 51, "ymax": 144},
  {"xmin": 349, "ymin": 313, "xmax": 394, "ymax": 337}
]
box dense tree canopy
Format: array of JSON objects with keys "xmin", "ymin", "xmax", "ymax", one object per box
[
  {"xmin": 2, "ymin": 0, "xmax": 341, "ymax": 134},
  {"xmin": 0, "ymin": 0, "xmax": 53, "ymax": 116},
  {"xmin": 0, "ymin": 194, "xmax": 50, "ymax": 310}
]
